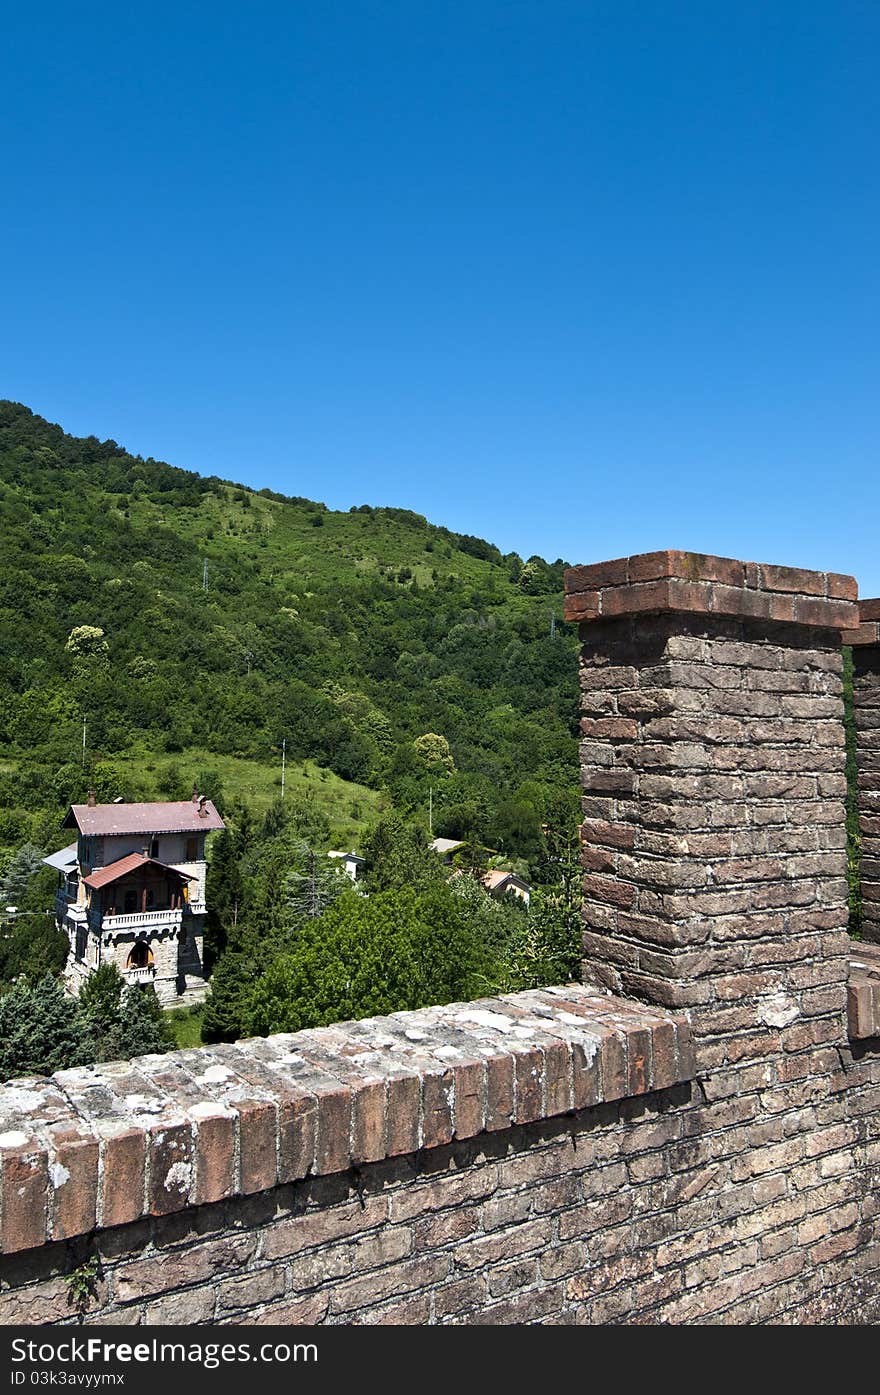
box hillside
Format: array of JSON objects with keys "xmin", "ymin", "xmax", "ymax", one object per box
[{"xmin": 0, "ymin": 401, "xmax": 579, "ymax": 862}]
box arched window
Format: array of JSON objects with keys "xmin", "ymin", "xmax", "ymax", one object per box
[{"xmin": 126, "ymin": 941, "xmax": 153, "ymax": 969}]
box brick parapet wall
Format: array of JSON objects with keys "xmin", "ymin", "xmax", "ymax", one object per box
[
  {"xmin": 2, "ymin": 1048, "xmax": 879, "ymax": 1326},
  {"xmin": 0, "ymin": 988, "xmax": 692, "ymax": 1256},
  {"xmin": 849, "ymin": 944, "xmax": 880, "ymax": 1040},
  {"xmin": 564, "ymin": 553, "xmax": 855, "ymax": 1072},
  {"xmin": 845, "ymin": 599, "xmax": 880, "ymax": 945},
  {"xmin": 564, "ymin": 550, "xmax": 858, "ymax": 629}
]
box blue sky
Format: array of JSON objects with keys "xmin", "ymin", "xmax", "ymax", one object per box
[{"xmin": 2, "ymin": 3, "xmax": 878, "ymax": 587}]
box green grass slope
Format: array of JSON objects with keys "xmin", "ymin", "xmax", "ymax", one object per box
[{"xmin": 0, "ymin": 400, "xmax": 579, "ymax": 860}]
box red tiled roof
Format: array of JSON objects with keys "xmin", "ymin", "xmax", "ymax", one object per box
[
  {"xmin": 63, "ymin": 799, "xmax": 225, "ymax": 836},
  {"xmin": 481, "ymin": 870, "xmax": 531, "ymax": 892},
  {"xmin": 83, "ymin": 853, "xmax": 194, "ymax": 890}
]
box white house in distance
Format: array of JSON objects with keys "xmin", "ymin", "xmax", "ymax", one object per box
[
  {"xmin": 45, "ymin": 790, "xmax": 225, "ymax": 1006},
  {"xmin": 327, "ymin": 850, "xmax": 366, "ymax": 883},
  {"xmin": 429, "ymin": 837, "xmax": 465, "ymax": 862}
]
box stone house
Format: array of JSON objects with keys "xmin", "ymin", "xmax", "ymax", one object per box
[{"xmin": 46, "ymin": 790, "xmax": 225, "ymax": 1006}]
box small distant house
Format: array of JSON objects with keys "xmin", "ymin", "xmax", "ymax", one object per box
[
  {"xmin": 46, "ymin": 790, "xmax": 225, "ymax": 1005},
  {"xmin": 480, "ymin": 870, "xmax": 531, "ymax": 906},
  {"xmin": 327, "ymin": 850, "xmax": 366, "ymax": 883},
  {"xmin": 448, "ymin": 864, "xmax": 532, "ymax": 906}
]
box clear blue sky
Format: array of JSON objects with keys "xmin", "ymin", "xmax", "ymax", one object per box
[{"xmin": 2, "ymin": 3, "xmax": 878, "ymax": 587}]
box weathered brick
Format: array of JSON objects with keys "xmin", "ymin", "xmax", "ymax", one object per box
[
  {"xmin": 454, "ymin": 1219, "xmax": 554, "ymax": 1271},
  {"xmin": 218, "ymin": 1266, "xmax": 287, "ymax": 1312},
  {"xmin": 190, "ymin": 1108, "xmax": 236, "ymax": 1205},
  {"xmin": 0, "ymin": 1139, "xmax": 47, "ymax": 1253},
  {"xmin": 262, "ymin": 1194, "xmax": 388, "ymax": 1259},
  {"xmin": 350, "ymin": 1079, "xmax": 386, "ymax": 1165},
  {"xmin": 100, "ymin": 1127, "xmax": 147, "ymax": 1228},
  {"xmin": 45, "ymin": 1125, "xmax": 98, "ymax": 1242},
  {"xmin": 145, "ymin": 1287, "xmax": 216, "ymax": 1324},
  {"xmin": 314, "ymin": 1084, "xmax": 353, "ymax": 1175},
  {"xmin": 115, "ymin": 1235, "xmax": 256, "ymax": 1301},
  {"xmin": 239, "ymin": 1292, "xmax": 329, "ymax": 1325},
  {"xmin": 389, "ymin": 1166, "xmax": 499, "ymax": 1223},
  {"xmin": 148, "ymin": 1120, "xmax": 195, "ymax": 1215},
  {"xmin": 328, "ymin": 1255, "xmax": 450, "ymax": 1313},
  {"xmin": 433, "ymin": 1275, "xmax": 489, "ymax": 1320}
]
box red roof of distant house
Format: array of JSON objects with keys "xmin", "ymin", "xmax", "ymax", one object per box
[
  {"xmin": 83, "ymin": 853, "xmax": 195, "ymax": 891},
  {"xmin": 481, "ymin": 870, "xmax": 531, "ymax": 893},
  {"xmin": 449, "ymin": 867, "xmax": 531, "ymax": 894},
  {"xmin": 63, "ymin": 799, "xmax": 225, "ymax": 836}
]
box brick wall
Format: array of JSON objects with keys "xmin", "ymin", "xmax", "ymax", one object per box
[
  {"xmin": 845, "ymin": 599, "xmax": 880, "ymax": 945},
  {"xmin": 1, "ymin": 549, "xmax": 880, "ymax": 1326}
]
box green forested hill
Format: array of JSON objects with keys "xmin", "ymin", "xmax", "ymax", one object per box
[{"xmin": 0, "ymin": 400, "xmax": 579, "ymax": 861}]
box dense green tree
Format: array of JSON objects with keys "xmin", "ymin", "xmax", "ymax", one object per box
[
  {"xmin": 285, "ymin": 840, "xmax": 350, "ymax": 923},
  {"xmin": 447, "ymin": 870, "xmax": 527, "ymax": 963},
  {"xmin": 115, "ymin": 984, "xmax": 174, "ymax": 1057},
  {"xmin": 494, "ymin": 798, "xmax": 543, "ymax": 860},
  {"xmin": 245, "ymin": 885, "xmax": 500, "ymax": 1036},
  {"xmin": 201, "ymin": 937, "xmax": 265, "ymax": 1042},
  {"xmin": 78, "ymin": 962, "xmax": 125, "ymax": 1046},
  {"xmin": 412, "ymin": 732, "xmax": 455, "ymax": 774},
  {"xmin": 504, "ymin": 894, "xmax": 583, "ymax": 991},
  {"xmin": 361, "ymin": 812, "xmax": 444, "ymax": 893},
  {"xmin": 0, "ymin": 843, "xmax": 45, "ymax": 907},
  {"xmin": 0, "ymin": 914, "xmax": 68, "ymax": 984},
  {"xmin": 204, "ymin": 828, "xmax": 244, "ymax": 968},
  {"xmin": 0, "ymin": 975, "xmax": 87, "ymax": 1077}
]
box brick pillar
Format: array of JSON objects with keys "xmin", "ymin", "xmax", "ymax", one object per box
[
  {"xmin": 564, "ymin": 551, "xmax": 858, "ymax": 1069},
  {"xmin": 844, "ymin": 600, "xmax": 880, "ymax": 944}
]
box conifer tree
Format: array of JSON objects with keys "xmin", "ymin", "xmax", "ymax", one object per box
[{"xmin": 0, "ymin": 975, "xmax": 87, "ymax": 1077}]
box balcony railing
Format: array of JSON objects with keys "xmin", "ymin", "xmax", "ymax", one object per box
[
  {"xmin": 125, "ymin": 965, "xmax": 156, "ymax": 984},
  {"xmin": 97, "ymin": 907, "xmax": 184, "ymax": 932}
]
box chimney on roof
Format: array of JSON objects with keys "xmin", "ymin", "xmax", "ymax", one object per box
[
  {"xmin": 191, "ymin": 786, "xmax": 199, "ymax": 804},
  {"xmin": 198, "ymin": 796, "xmax": 208, "ymax": 818},
  {"xmin": 87, "ymin": 789, "xmax": 96, "ymax": 807}
]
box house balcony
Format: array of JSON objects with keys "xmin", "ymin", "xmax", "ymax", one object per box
[
  {"xmin": 125, "ymin": 964, "xmax": 157, "ymax": 985},
  {"xmin": 56, "ymin": 892, "xmax": 86, "ymax": 923},
  {"xmin": 95, "ymin": 907, "xmax": 185, "ymax": 934}
]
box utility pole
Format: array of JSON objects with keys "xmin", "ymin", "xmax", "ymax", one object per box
[
  {"xmin": 81, "ymin": 716, "xmax": 87, "ymax": 769},
  {"xmin": 202, "ymin": 558, "xmax": 208, "ymax": 592},
  {"xmin": 428, "ymin": 786, "xmax": 433, "ymax": 837},
  {"xmin": 281, "ymin": 737, "xmax": 286, "ymax": 800},
  {"xmin": 549, "ymin": 611, "xmax": 556, "ymax": 639}
]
